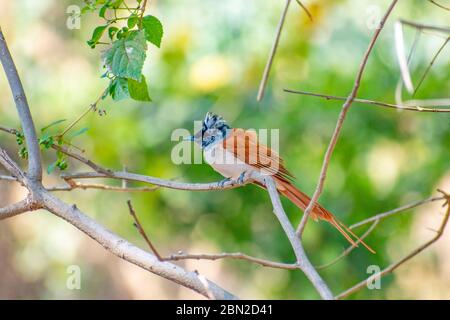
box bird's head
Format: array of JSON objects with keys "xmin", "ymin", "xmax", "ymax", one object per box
[{"xmin": 184, "ymin": 112, "xmax": 231, "ymax": 149}]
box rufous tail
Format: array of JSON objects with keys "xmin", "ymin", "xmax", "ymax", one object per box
[{"xmin": 276, "ymin": 179, "xmax": 375, "ymax": 254}]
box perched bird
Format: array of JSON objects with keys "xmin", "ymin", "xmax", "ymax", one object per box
[{"xmin": 186, "ymin": 112, "xmax": 374, "ymax": 253}]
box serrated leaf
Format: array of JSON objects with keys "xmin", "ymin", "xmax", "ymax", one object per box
[
  {"xmin": 102, "ymin": 30, "xmax": 147, "ymax": 80},
  {"xmin": 142, "ymin": 15, "xmax": 163, "ymax": 48},
  {"xmin": 41, "ymin": 119, "xmax": 67, "ymax": 132},
  {"xmin": 109, "ymin": 77, "xmax": 130, "ymax": 101},
  {"xmin": 87, "ymin": 25, "xmax": 108, "ymax": 48},
  {"xmin": 128, "ymin": 75, "xmax": 151, "ymax": 102}
]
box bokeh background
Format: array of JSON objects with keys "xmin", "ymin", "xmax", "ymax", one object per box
[{"xmin": 0, "ymin": 0, "xmax": 449, "ymax": 299}]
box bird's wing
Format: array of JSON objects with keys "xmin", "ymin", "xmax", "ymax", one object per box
[
  {"xmin": 224, "ymin": 128, "xmax": 375, "ymax": 253},
  {"xmin": 222, "ymin": 128, "xmax": 294, "ymax": 182}
]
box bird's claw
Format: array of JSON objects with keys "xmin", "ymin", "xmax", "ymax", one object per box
[
  {"xmin": 218, "ymin": 177, "xmax": 231, "ymax": 188},
  {"xmin": 237, "ymin": 171, "xmax": 246, "ymax": 185}
]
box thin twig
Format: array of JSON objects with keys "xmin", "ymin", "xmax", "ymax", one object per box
[
  {"xmin": 295, "ymin": 0, "xmax": 313, "ymax": 21},
  {"xmin": 351, "ymin": 196, "xmax": 445, "ymax": 229},
  {"xmin": 138, "ymin": 0, "xmax": 148, "ymax": 29},
  {"xmin": 257, "ymin": 0, "xmax": 291, "ymax": 102},
  {"xmin": 47, "ymin": 182, "xmax": 160, "ymax": 192},
  {"xmin": 164, "ymin": 252, "xmax": 298, "ymax": 270},
  {"xmin": 400, "ymin": 19, "xmax": 450, "ymax": 34},
  {"xmin": 127, "ymin": 200, "xmax": 163, "ymax": 260},
  {"xmin": 427, "ymin": 0, "xmax": 450, "ymax": 11},
  {"xmin": 58, "ymin": 89, "xmax": 106, "ymax": 138},
  {"xmin": 296, "ymin": 0, "xmax": 399, "ymax": 237},
  {"xmin": 61, "ymin": 170, "xmax": 254, "ymax": 191},
  {"xmin": 126, "ymin": 196, "xmax": 300, "ymax": 270},
  {"xmin": 316, "ymin": 220, "xmax": 379, "ymax": 270},
  {"xmin": 283, "ymin": 89, "xmax": 450, "ymax": 112},
  {"xmin": 336, "ymin": 191, "xmax": 450, "ymax": 299},
  {"xmin": 413, "ymin": 36, "xmax": 450, "ymax": 97}
]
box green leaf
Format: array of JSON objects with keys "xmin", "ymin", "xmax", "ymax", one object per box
[
  {"xmin": 99, "ymin": 5, "xmax": 108, "ymax": 18},
  {"xmin": 127, "ymin": 14, "xmax": 139, "ymax": 29},
  {"xmin": 142, "ymin": 15, "xmax": 163, "ymax": 48},
  {"xmin": 39, "ymin": 134, "xmax": 54, "ymax": 149},
  {"xmin": 41, "ymin": 119, "xmax": 66, "ymax": 132},
  {"xmin": 108, "ymin": 26, "xmax": 119, "ymax": 40},
  {"xmin": 57, "ymin": 159, "xmax": 68, "ymax": 171},
  {"xmin": 109, "ymin": 77, "xmax": 130, "ymax": 101},
  {"xmin": 87, "ymin": 25, "xmax": 108, "ymax": 48},
  {"xmin": 19, "ymin": 147, "xmax": 28, "ymax": 160},
  {"xmin": 128, "ymin": 75, "xmax": 151, "ymax": 102},
  {"xmin": 70, "ymin": 127, "xmax": 89, "ymax": 139},
  {"xmin": 102, "ymin": 30, "xmax": 147, "ymax": 80}
]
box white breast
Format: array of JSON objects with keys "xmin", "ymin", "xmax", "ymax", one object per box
[{"xmin": 203, "ymin": 143, "xmax": 253, "ymax": 179}]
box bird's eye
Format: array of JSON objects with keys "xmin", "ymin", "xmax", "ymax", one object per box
[{"xmin": 211, "ymin": 136, "xmax": 215, "ymax": 141}]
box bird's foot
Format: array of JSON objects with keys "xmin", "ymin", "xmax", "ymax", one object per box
[
  {"xmin": 217, "ymin": 177, "xmax": 231, "ymax": 188},
  {"xmin": 237, "ymin": 171, "xmax": 247, "ymax": 185}
]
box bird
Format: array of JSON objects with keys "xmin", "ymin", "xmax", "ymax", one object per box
[{"xmin": 185, "ymin": 112, "xmax": 375, "ymax": 253}]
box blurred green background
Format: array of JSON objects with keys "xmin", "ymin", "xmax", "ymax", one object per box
[{"xmin": 0, "ymin": 0, "xmax": 449, "ymax": 299}]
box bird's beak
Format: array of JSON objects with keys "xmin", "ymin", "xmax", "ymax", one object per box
[
  {"xmin": 183, "ymin": 135, "xmax": 195, "ymax": 141},
  {"xmin": 184, "ymin": 130, "xmax": 202, "ymax": 142}
]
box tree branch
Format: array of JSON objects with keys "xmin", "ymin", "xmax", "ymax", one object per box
[
  {"xmin": 257, "ymin": 0, "xmax": 291, "ymax": 102},
  {"xmin": 336, "ymin": 191, "xmax": 450, "ymax": 299},
  {"xmin": 400, "ymin": 19, "xmax": 450, "ymax": 34},
  {"xmin": 350, "ymin": 195, "xmax": 445, "ymax": 229},
  {"xmin": 39, "ymin": 188, "xmax": 238, "ymax": 300},
  {"xmin": 0, "ymin": 28, "xmax": 42, "ymax": 181},
  {"xmin": 283, "ymin": 89, "xmax": 450, "ymax": 112},
  {"xmin": 126, "ymin": 198, "xmax": 299, "ymax": 269},
  {"xmin": 0, "ymin": 196, "xmax": 40, "ymax": 221},
  {"xmin": 264, "ymin": 176, "xmax": 334, "ymax": 299},
  {"xmin": 296, "ymin": 0, "xmax": 398, "ymax": 237},
  {"xmin": 61, "ymin": 171, "xmax": 253, "ymax": 191}
]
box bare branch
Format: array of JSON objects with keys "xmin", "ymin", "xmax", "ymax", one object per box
[
  {"xmin": 316, "ymin": 220, "xmax": 379, "ymax": 270},
  {"xmin": 40, "ymin": 190, "xmax": 238, "ymax": 300},
  {"xmin": 51, "ymin": 144, "xmax": 113, "ymax": 175},
  {"xmin": 427, "ymin": 0, "xmax": 450, "ymax": 11},
  {"xmin": 413, "ymin": 35, "xmax": 449, "ymax": 97},
  {"xmin": 127, "ymin": 200, "xmax": 163, "ymax": 261},
  {"xmin": 350, "ymin": 195, "xmax": 445, "ymax": 229},
  {"xmin": 295, "ymin": 0, "xmax": 313, "ymax": 21},
  {"xmin": 0, "ymin": 148, "xmax": 26, "ymax": 183},
  {"xmin": 0, "ymin": 174, "xmax": 18, "ymax": 182},
  {"xmin": 61, "ymin": 171, "xmax": 253, "ymax": 191},
  {"xmin": 164, "ymin": 252, "xmax": 298, "ymax": 270},
  {"xmin": 257, "ymin": 0, "xmax": 291, "ymax": 102},
  {"xmin": 0, "ymin": 28, "xmax": 42, "ymax": 181},
  {"xmin": 0, "ymin": 196, "xmax": 41, "ymax": 221},
  {"xmin": 336, "ymin": 191, "xmax": 450, "ymax": 299},
  {"xmin": 264, "ymin": 176, "xmax": 334, "ymax": 300},
  {"xmin": 296, "ymin": 0, "xmax": 399, "ymax": 237},
  {"xmin": 400, "ymin": 19, "xmax": 450, "ymax": 34},
  {"xmin": 283, "ymin": 89, "xmax": 450, "ymax": 112},
  {"xmin": 47, "ymin": 182, "xmax": 160, "ymax": 192}
]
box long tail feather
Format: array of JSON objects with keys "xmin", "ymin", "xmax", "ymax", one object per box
[{"xmin": 275, "ymin": 179, "xmax": 376, "ymax": 254}]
